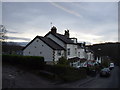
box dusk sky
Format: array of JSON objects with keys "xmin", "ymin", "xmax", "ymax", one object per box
[{"xmin": 2, "ymin": 1, "xmax": 118, "ymax": 45}]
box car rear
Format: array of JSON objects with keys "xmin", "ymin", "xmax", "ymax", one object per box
[{"xmin": 100, "ymin": 68, "xmax": 111, "ymax": 77}]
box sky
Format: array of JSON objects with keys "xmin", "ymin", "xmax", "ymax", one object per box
[{"xmin": 2, "ymin": 1, "xmax": 118, "ymax": 45}]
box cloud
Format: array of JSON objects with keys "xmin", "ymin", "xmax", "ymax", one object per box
[
  {"xmin": 7, "ymin": 31, "xmax": 20, "ymax": 34},
  {"xmin": 8, "ymin": 36, "xmax": 31, "ymax": 41},
  {"xmin": 2, "ymin": 2, "xmax": 118, "ymax": 44},
  {"xmin": 2, "ymin": 0, "xmax": 119, "ymax": 2},
  {"xmin": 50, "ymin": 2, "xmax": 83, "ymax": 18}
]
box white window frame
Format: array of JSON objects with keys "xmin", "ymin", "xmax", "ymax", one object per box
[
  {"xmin": 57, "ymin": 50, "xmax": 61, "ymax": 56},
  {"xmin": 67, "ymin": 48, "xmax": 70, "ymax": 55}
]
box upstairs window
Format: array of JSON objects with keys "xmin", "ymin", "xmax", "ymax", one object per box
[
  {"xmin": 78, "ymin": 52, "xmax": 80, "ymax": 57},
  {"xmin": 67, "ymin": 48, "xmax": 70, "ymax": 55},
  {"xmin": 75, "ymin": 48, "xmax": 77, "ymax": 54},
  {"xmin": 57, "ymin": 50, "xmax": 61, "ymax": 56}
]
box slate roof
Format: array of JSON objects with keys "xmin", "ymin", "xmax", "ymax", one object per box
[
  {"xmin": 38, "ymin": 36, "xmax": 65, "ymax": 50},
  {"xmin": 45, "ymin": 32, "xmax": 75, "ymax": 44},
  {"xmin": 23, "ymin": 36, "xmax": 65, "ymax": 50}
]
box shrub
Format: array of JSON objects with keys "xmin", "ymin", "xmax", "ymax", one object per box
[
  {"xmin": 101, "ymin": 59, "xmax": 110, "ymax": 68},
  {"xmin": 43, "ymin": 64, "xmax": 87, "ymax": 82},
  {"xmin": 57, "ymin": 57, "xmax": 69, "ymax": 65},
  {"xmin": 2, "ymin": 55, "xmax": 45, "ymax": 70}
]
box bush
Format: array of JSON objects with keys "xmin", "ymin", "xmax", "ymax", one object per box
[
  {"xmin": 43, "ymin": 64, "xmax": 87, "ymax": 82},
  {"xmin": 101, "ymin": 61, "xmax": 109, "ymax": 68},
  {"xmin": 57, "ymin": 57, "xmax": 69, "ymax": 65},
  {"xmin": 2, "ymin": 55, "xmax": 45, "ymax": 70}
]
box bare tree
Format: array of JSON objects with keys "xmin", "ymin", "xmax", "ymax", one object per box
[{"xmin": 0, "ymin": 25, "xmax": 7, "ymax": 42}]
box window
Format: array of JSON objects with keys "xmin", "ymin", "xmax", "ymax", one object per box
[
  {"xmin": 42, "ymin": 45, "xmax": 44, "ymax": 47},
  {"xmin": 78, "ymin": 52, "xmax": 80, "ymax": 57},
  {"xmin": 75, "ymin": 48, "xmax": 77, "ymax": 54},
  {"xmin": 78, "ymin": 61, "xmax": 80, "ymax": 66},
  {"xmin": 40, "ymin": 52, "xmax": 42, "ymax": 54},
  {"xmin": 57, "ymin": 50, "xmax": 61, "ymax": 56},
  {"xmin": 67, "ymin": 48, "xmax": 70, "ymax": 55},
  {"xmin": 70, "ymin": 63, "xmax": 73, "ymax": 66},
  {"xmin": 34, "ymin": 46, "xmax": 36, "ymax": 48},
  {"xmin": 29, "ymin": 52, "xmax": 30, "ymax": 54}
]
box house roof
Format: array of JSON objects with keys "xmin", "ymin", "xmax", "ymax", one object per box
[
  {"xmin": 38, "ymin": 36, "xmax": 65, "ymax": 50},
  {"xmin": 23, "ymin": 36, "xmax": 65, "ymax": 50},
  {"xmin": 45, "ymin": 32, "xmax": 75, "ymax": 44}
]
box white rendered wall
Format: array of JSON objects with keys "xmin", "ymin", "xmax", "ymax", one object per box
[
  {"xmin": 54, "ymin": 50, "xmax": 65, "ymax": 61},
  {"xmin": 66, "ymin": 44, "xmax": 78, "ymax": 59},
  {"xmin": 87, "ymin": 52, "xmax": 94, "ymax": 60},
  {"xmin": 77, "ymin": 48, "xmax": 86, "ymax": 59},
  {"xmin": 23, "ymin": 38, "xmax": 53, "ymax": 62}
]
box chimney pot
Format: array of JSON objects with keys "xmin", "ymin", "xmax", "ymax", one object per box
[
  {"xmin": 64, "ymin": 30, "xmax": 70, "ymax": 38},
  {"xmin": 51, "ymin": 26, "xmax": 57, "ymax": 34}
]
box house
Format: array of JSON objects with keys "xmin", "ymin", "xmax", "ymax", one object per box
[
  {"xmin": 23, "ymin": 36, "xmax": 65, "ymax": 64},
  {"xmin": 85, "ymin": 47, "xmax": 95, "ymax": 67},
  {"xmin": 23, "ymin": 26, "xmax": 94, "ymax": 67},
  {"xmin": 44, "ymin": 26, "xmax": 78, "ymax": 60}
]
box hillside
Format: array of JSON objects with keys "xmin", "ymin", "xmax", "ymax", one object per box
[
  {"xmin": 87, "ymin": 42, "xmax": 120, "ymax": 65},
  {"xmin": 2, "ymin": 42, "xmax": 24, "ymax": 55}
]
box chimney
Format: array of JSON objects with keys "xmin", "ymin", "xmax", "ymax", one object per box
[
  {"xmin": 64, "ymin": 30, "xmax": 69, "ymax": 38},
  {"xmin": 51, "ymin": 26, "xmax": 57, "ymax": 34}
]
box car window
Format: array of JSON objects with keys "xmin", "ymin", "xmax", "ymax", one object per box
[{"xmin": 102, "ymin": 68, "xmax": 109, "ymax": 71}]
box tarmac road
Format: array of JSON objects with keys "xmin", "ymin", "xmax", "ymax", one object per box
[
  {"xmin": 52, "ymin": 66, "xmax": 120, "ymax": 88},
  {"xmin": 78, "ymin": 66, "xmax": 120, "ymax": 88}
]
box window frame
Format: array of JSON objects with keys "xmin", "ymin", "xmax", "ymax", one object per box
[
  {"xmin": 67, "ymin": 48, "xmax": 70, "ymax": 55},
  {"xmin": 75, "ymin": 48, "xmax": 77, "ymax": 54},
  {"xmin": 78, "ymin": 52, "xmax": 80, "ymax": 57},
  {"xmin": 57, "ymin": 50, "xmax": 61, "ymax": 56}
]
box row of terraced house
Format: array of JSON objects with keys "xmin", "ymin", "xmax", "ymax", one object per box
[{"xmin": 23, "ymin": 26, "xmax": 101, "ymax": 68}]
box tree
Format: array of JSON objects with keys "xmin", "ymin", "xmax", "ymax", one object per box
[{"xmin": 0, "ymin": 25, "xmax": 7, "ymax": 42}]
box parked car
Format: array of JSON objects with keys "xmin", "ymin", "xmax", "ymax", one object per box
[
  {"xmin": 109, "ymin": 63, "xmax": 114, "ymax": 70},
  {"xmin": 100, "ymin": 68, "xmax": 111, "ymax": 77}
]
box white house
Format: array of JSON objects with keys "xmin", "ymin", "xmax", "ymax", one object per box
[
  {"xmin": 85, "ymin": 47, "xmax": 95, "ymax": 66},
  {"xmin": 45, "ymin": 27, "xmax": 78, "ymax": 60},
  {"xmin": 23, "ymin": 36, "xmax": 65, "ymax": 64},
  {"xmin": 23, "ymin": 26, "xmax": 94, "ymax": 67}
]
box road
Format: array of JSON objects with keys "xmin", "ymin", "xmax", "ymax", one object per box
[
  {"xmin": 78, "ymin": 66, "xmax": 120, "ymax": 88},
  {"xmin": 56, "ymin": 66, "xmax": 120, "ymax": 88},
  {"xmin": 2, "ymin": 64, "xmax": 120, "ymax": 88}
]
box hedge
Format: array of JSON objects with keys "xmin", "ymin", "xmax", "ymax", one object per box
[
  {"xmin": 2, "ymin": 55, "xmax": 45, "ymax": 69},
  {"xmin": 43, "ymin": 64, "xmax": 87, "ymax": 82}
]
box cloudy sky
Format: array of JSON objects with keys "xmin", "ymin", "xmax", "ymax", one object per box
[{"xmin": 2, "ymin": 1, "xmax": 118, "ymax": 45}]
